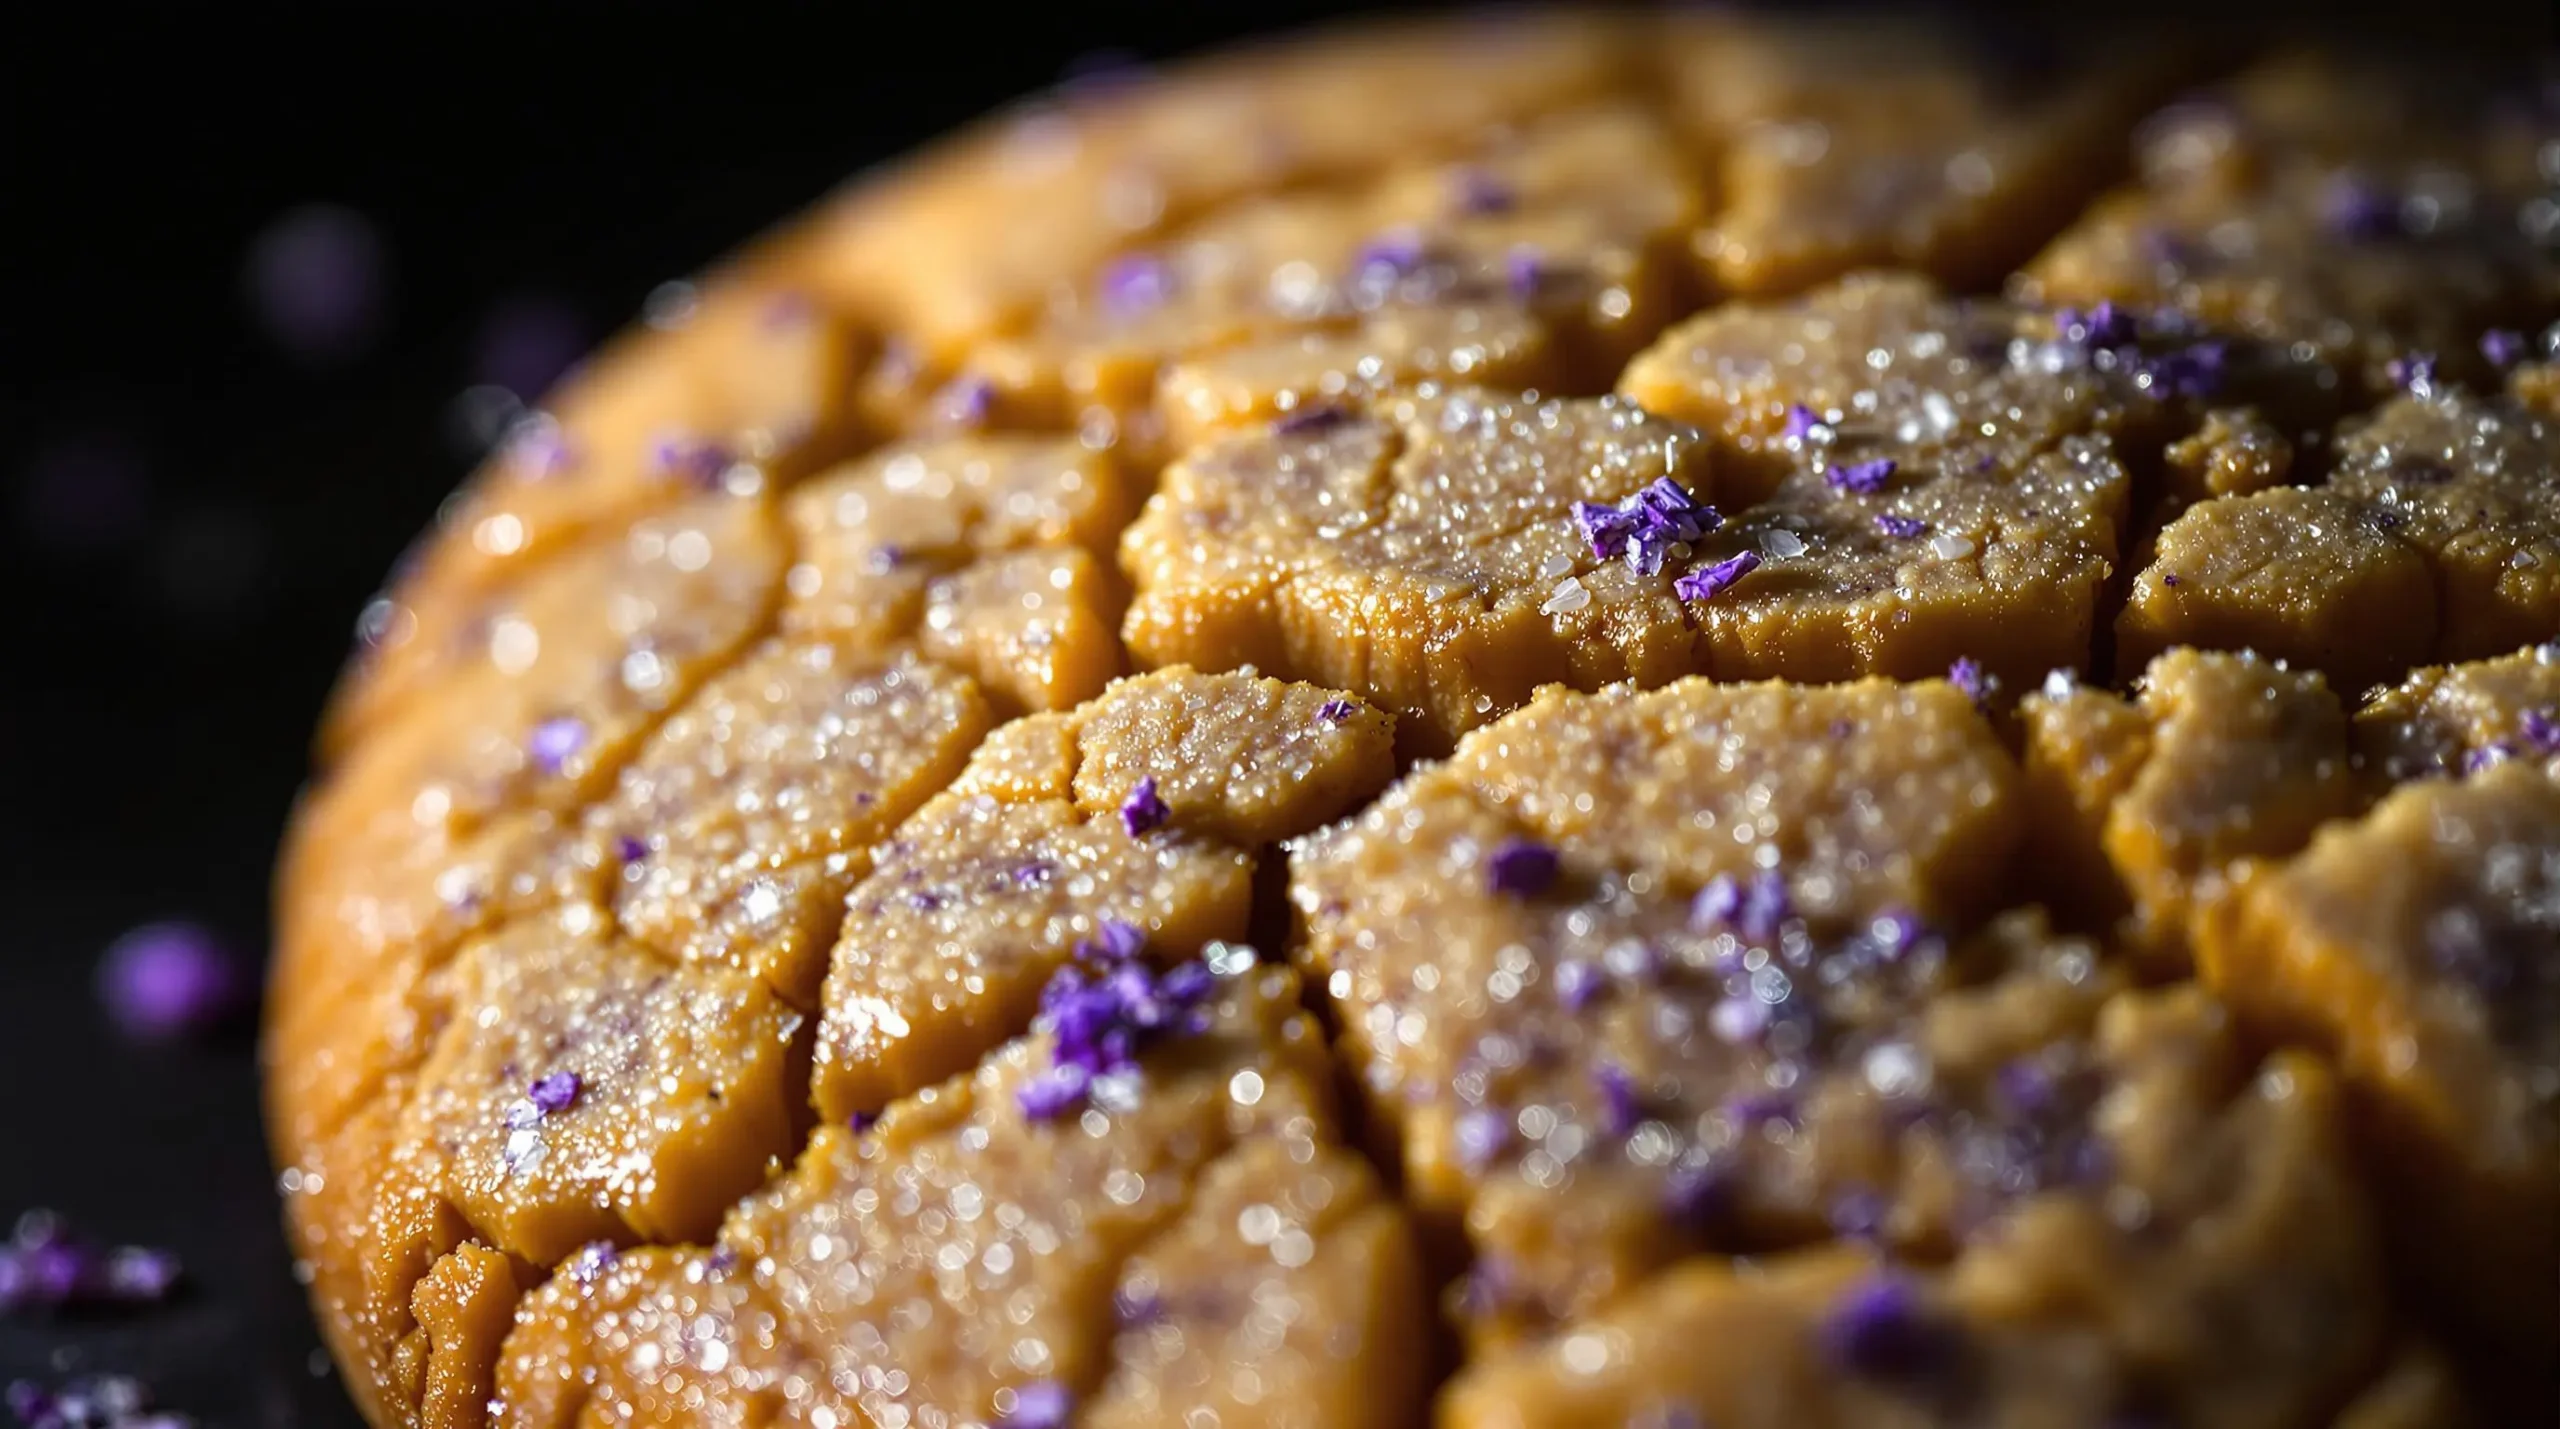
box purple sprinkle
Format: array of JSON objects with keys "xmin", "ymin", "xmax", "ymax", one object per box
[
  {"xmin": 1663, "ymin": 1160, "xmax": 1731, "ymax": 1224},
  {"xmin": 1272, "ymin": 403, "xmax": 1350, "ymax": 437},
  {"xmin": 1822, "ymin": 1274, "xmax": 1951, "ymax": 1382},
  {"xmin": 705, "ymin": 1245, "xmax": 738, "ymax": 1275},
  {"xmin": 615, "ymin": 835, "xmax": 647, "ymax": 865},
  {"xmin": 98, "ymin": 1248, "xmax": 180, "ymax": 1303},
  {"xmin": 1551, "ymin": 958, "xmax": 1601, "ymax": 1011},
  {"xmin": 1829, "ymin": 1189, "xmax": 1889, "ymax": 1242},
  {"xmin": 846, "ymin": 1110, "xmax": 878, "ymax": 1134},
  {"xmin": 2069, "ymin": 300, "xmax": 2138, "ymax": 350},
  {"xmin": 1708, "ymin": 994, "xmax": 1770, "ymax": 1046},
  {"xmin": 1672, "ymin": 550, "xmax": 1763, "ymax": 602},
  {"xmin": 647, "ymin": 431, "xmax": 735, "ymax": 489},
  {"xmin": 1014, "ymin": 861, "xmax": 1055, "ymax": 888},
  {"xmin": 1872, "ymin": 908, "xmax": 1927, "ymax": 960},
  {"xmin": 1594, "ymin": 1063, "xmax": 1643, "ymax": 1137},
  {"xmin": 527, "ymin": 715, "xmax": 587, "ymax": 775},
  {"xmin": 935, "ymin": 376, "xmax": 995, "ymax": 427},
  {"xmin": 1114, "ymin": 1286, "xmax": 1166, "ymax": 1326},
  {"xmin": 2322, "ymin": 176, "xmax": 2401, "ymax": 240},
  {"xmin": 1736, "ymin": 870, "xmax": 1791, "ymax": 941},
  {"xmin": 2468, "ymin": 741, "xmax": 2518, "ymax": 775},
  {"xmin": 1315, "ymin": 696, "xmax": 1358, "ymax": 725},
  {"xmin": 1826, "ymin": 458, "xmax": 1897, "ymax": 495},
  {"xmin": 2162, "ymin": 572, "xmax": 2180, "ymax": 587},
  {"xmin": 2388, "ymin": 353, "xmax": 2439, "ymax": 397},
  {"xmin": 1874, "ymin": 512, "xmax": 1928, "ymax": 540},
  {"xmin": 1505, "ymin": 245, "xmax": 1547, "ymax": 301},
  {"xmin": 1948, "ymin": 657, "xmax": 1988, "ymax": 708},
  {"xmin": 1781, "ymin": 404, "xmax": 1827, "ymax": 440},
  {"xmin": 242, "ymin": 203, "xmax": 388, "ymax": 363},
  {"xmin": 567, "ymin": 1241, "xmax": 619, "ymax": 1284},
  {"xmin": 1120, "ymin": 777, "xmax": 1169, "ymax": 838},
  {"xmin": 2147, "ymin": 340, "xmax": 2227, "ymax": 399},
  {"xmin": 1691, "ymin": 875, "xmax": 1742, "ymax": 932},
  {"xmin": 1098, "ymin": 253, "xmax": 1175, "ymax": 314},
  {"xmin": 1485, "ymin": 838, "xmax": 1560, "ymax": 898},
  {"xmin": 528, "ymin": 1071, "xmax": 582, "ymax": 1116},
  {"xmin": 1016, "ymin": 1062, "xmax": 1093, "ymax": 1122},
  {"xmin": 1451, "ymin": 168, "xmax": 1515, "ymax": 215},
  {"xmin": 2482, "ymin": 329, "xmax": 2527, "ymax": 367},
  {"xmin": 96, "ymin": 923, "xmax": 238, "ymax": 1043},
  {"xmin": 1353, "ymin": 230, "xmax": 1427, "ymax": 281},
  {"xmin": 1992, "ymin": 1059, "xmax": 2053, "ymax": 1116},
  {"xmin": 2521, "ymin": 707, "xmax": 2560, "ymax": 754},
  {"xmin": 1002, "ymin": 1380, "xmax": 1074, "ymax": 1429},
  {"xmin": 1454, "ymin": 1108, "xmax": 1513, "ymax": 1168},
  {"xmin": 1573, "ymin": 479, "xmax": 1720, "ymax": 576},
  {"xmin": 1081, "ymin": 918, "xmax": 1148, "ymax": 964}
]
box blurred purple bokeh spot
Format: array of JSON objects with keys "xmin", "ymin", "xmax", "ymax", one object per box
[
  {"xmin": 472, "ymin": 293, "xmax": 588, "ymax": 399},
  {"xmin": 242, "ymin": 203, "xmax": 389, "ymax": 363},
  {"xmin": 96, "ymin": 922, "xmax": 240, "ymax": 1043},
  {"xmin": 15, "ymin": 432, "xmax": 150, "ymax": 553}
]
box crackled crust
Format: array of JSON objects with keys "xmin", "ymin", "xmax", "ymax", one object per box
[{"xmin": 268, "ymin": 10, "xmax": 2560, "ymax": 1428}]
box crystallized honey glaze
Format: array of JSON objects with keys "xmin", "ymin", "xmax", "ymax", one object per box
[{"xmin": 266, "ymin": 10, "xmax": 2560, "ymax": 1427}]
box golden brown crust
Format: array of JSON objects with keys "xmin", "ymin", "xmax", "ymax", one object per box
[{"xmin": 269, "ymin": 10, "xmax": 2560, "ymax": 1426}]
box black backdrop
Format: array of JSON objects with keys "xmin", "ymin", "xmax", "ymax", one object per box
[{"xmin": 0, "ymin": 3, "xmax": 2550, "ymax": 1423}]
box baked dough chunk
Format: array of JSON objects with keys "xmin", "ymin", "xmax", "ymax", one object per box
[
  {"xmin": 326, "ymin": 279, "xmax": 862, "ymax": 759},
  {"xmin": 802, "ymin": 12, "xmax": 1642, "ymax": 364},
  {"xmin": 270, "ymin": 494, "xmax": 787, "ymax": 1149},
  {"xmin": 2199, "ymin": 762, "xmax": 2560, "ymax": 1362},
  {"xmin": 498, "ymin": 964, "xmax": 1428, "ymax": 1429},
  {"xmin": 781, "ymin": 434, "xmax": 1138, "ymax": 717},
  {"xmin": 1439, "ymin": 1002, "xmax": 2385, "ymax": 1429},
  {"xmin": 1124, "ymin": 391, "xmax": 1752, "ymax": 753},
  {"xmin": 2020, "ymin": 650, "xmax": 2360, "ymax": 969},
  {"xmin": 960, "ymin": 104, "xmax": 1703, "ymax": 459},
  {"xmin": 2356, "ymin": 641, "xmax": 2560, "ymax": 784},
  {"xmin": 2019, "ymin": 51, "xmax": 2560, "ymax": 400},
  {"xmin": 810, "ymin": 667, "xmax": 1394, "ymax": 1121},
  {"xmin": 1663, "ymin": 11, "xmax": 2188, "ymax": 294},
  {"xmin": 1292, "ymin": 677, "xmax": 2039, "ymax": 1339}
]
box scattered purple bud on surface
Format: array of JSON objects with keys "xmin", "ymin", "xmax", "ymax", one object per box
[
  {"xmin": 1485, "ymin": 838, "xmax": 1560, "ymax": 898},
  {"xmin": 527, "ymin": 1071, "xmax": 582, "ymax": 1116},
  {"xmin": 1826, "ymin": 458, "xmax": 1896, "ymax": 495},
  {"xmin": 1119, "ymin": 777, "xmax": 1169, "ymax": 837},
  {"xmin": 1948, "ymin": 657, "xmax": 1989, "ymax": 709},
  {"xmin": 1315, "ymin": 696, "xmax": 1358, "ymax": 725},
  {"xmin": 1673, "ymin": 550, "xmax": 1762, "ymax": 602},
  {"xmin": 2481, "ymin": 328, "xmax": 2526, "ymax": 367},
  {"xmin": 1874, "ymin": 512, "xmax": 1927, "ymax": 540},
  {"xmin": 527, "ymin": 715, "xmax": 587, "ymax": 776},
  {"xmin": 1781, "ymin": 404, "xmax": 1827, "ymax": 440},
  {"xmin": 96, "ymin": 923, "xmax": 238, "ymax": 1044}
]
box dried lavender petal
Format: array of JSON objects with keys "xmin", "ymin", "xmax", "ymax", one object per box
[
  {"xmin": 1825, "ymin": 458, "xmax": 1897, "ymax": 495},
  {"xmin": 96, "ymin": 923, "xmax": 238, "ymax": 1043},
  {"xmin": 527, "ymin": 1071, "xmax": 582, "ymax": 1116},
  {"xmin": 1315, "ymin": 697, "xmax": 1358, "ymax": 725},
  {"xmin": 1948, "ymin": 657, "xmax": 1988, "ymax": 709},
  {"xmin": 1673, "ymin": 550, "xmax": 1762, "ymax": 602},
  {"xmin": 1874, "ymin": 511, "xmax": 1928, "ymax": 539},
  {"xmin": 1485, "ymin": 838, "xmax": 1560, "ymax": 897},
  {"xmin": 1119, "ymin": 777, "xmax": 1170, "ymax": 837},
  {"xmin": 1016, "ymin": 1063, "xmax": 1092, "ymax": 1122},
  {"xmin": 1781, "ymin": 404, "xmax": 1827, "ymax": 440}
]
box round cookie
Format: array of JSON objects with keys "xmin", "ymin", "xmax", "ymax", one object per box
[{"xmin": 270, "ymin": 10, "xmax": 2560, "ymax": 1427}]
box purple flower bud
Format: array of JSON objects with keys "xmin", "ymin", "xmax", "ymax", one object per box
[
  {"xmin": 1691, "ymin": 875, "xmax": 1741, "ymax": 932},
  {"xmin": 1781, "ymin": 404, "xmax": 1827, "ymax": 440},
  {"xmin": 1672, "ymin": 550, "xmax": 1762, "ymax": 602},
  {"xmin": 615, "ymin": 835, "xmax": 647, "ymax": 866},
  {"xmin": 1594, "ymin": 1063, "xmax": 1643, "ymax": 1137},
  {"xmin": 2521, "ymin": 707, "xmax": 2560, "ymax": 754},
  {"xmin": 2481, "ymin": 329, "xmax": 2526, "ymax": 367},
  {"xmin": 1001, "ymin": 1380, "xmax": 1074, "ymax": 1429},
  {"xmin": 1016, "ymin": 1062, "xmax": 1092, "ymax": 1122},
  {"xmin": 1315, "ymin": 697, "xmax": 1358, "ymax": 725},
  {"xmin": 527, "ymin": 715, "xmax": 587, "ymax": 775},
  {"xmin": 1874, "ymin": 511, "xmax": 1927, "ymax": 540},
  {"xmin": 2387, "ymin": 352, "xmax": 2439, "ymax": 397},
  {"xmin": 1119, "ymin": 777, "xmax": 1170, "ymax": 837},
  {"xmin": 1821, "ymin": 1274, "xmax": 1952, "ymax": 1382},
  {"xmin": 1948, "ymin": 657, "xmax": 1988, "ymax": 709},
  {"xmin": 1825, "ymin": 458, "xmax": 1897, "ymax": 495},
  {"xmin": 1504, "ymin": 245, "xmax": 1547, "ymax": 301},
  {"xmin": 567, "ymin": 1241, "xmax": 619, "ymax": 1284},
  {"xmin": 528, "ymin": 1071, "xmax": 582, "ymax": 1116},
  {"xmin": 1551, "ymin": 958, "xmax": 1601, "ymax": 1011},
  {"xmin": 1736, "ymin": 870, "xmax": 1792, "ymax": 942},
  {"xmin": 1098, "ymin": 253, "xmax": 1175, "ymax": 314},
  {"xmin": 1485, "ymin": 838, "xmax": 1560, "ymax": 898},
  {"xmin": 96, "ymin": 923, "xmax": 238, "ymax": 1043},
  {"xmin": 935, "ymin": 376, "xmax": 996, "ymax": 427},
  {"xmin": 100, "ymin": 1247, "xmax": 180, "ymax": 1304},
  {"xmin": 1454, "ymin": 1108, "xmax": 1513, "ymax": 1168}
]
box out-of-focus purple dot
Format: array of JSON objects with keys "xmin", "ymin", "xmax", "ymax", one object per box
[
  {"xmin": 15, "ymin": 433, "xmax": 150, "ymax": 554},
  {"xmin": 96, "ymin": 922, "xmax": 239, "ymax": 1043},
  {"xmin": 472, "ymin": 294, "xmax": 588, "ymax": 399},
  {"xmin": 243, "ymin": 203, "xmax": 388, "ymax": 363}
]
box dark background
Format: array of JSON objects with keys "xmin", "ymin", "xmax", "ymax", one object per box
[{"xmin": 0, "ymin": 3, "xmax": 2549, "ymax": 1425}]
